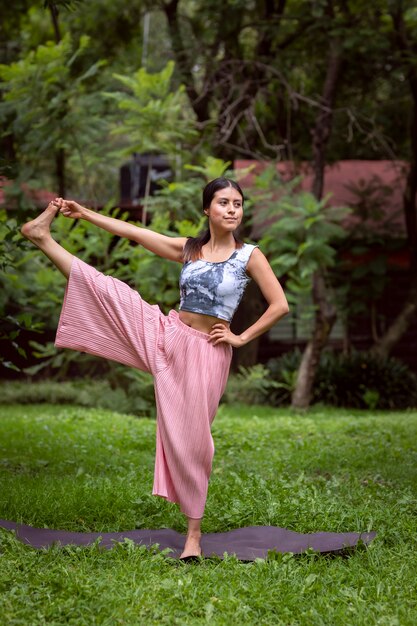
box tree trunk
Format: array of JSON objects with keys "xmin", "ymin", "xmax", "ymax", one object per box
[
  {"xmin": 311, "ymin": 39, "xmax": 343, "ymax": 200},
  {"xmin": 371, "ymin": 277, "xmax": 417, "ymax": 358},
  {"xmin": 163, "ymin": 0, "xmax": 310, "ymax": 155},
  {"xmin": 141, "ymin": 155, "xmax": 153, "ymax": 225},
  {"xmin": 371, "ymin": 95, "xmax": 417, "ymax": 357},
  {"xmin": 291, "ymin": 272, "xmax": 337, "ymax": 408},
  {"xmin": 48, "ymin": 4, "xmax": 61, "ymax": 44},
  {"xmin": 291, "ymin": 36, "xmax": 343, "ymax": 410},
  {"xmin": 56, "ymin": 148, "xmax": 65, "ymax": 198},
  {"xmin": 49, "ymin": 3, "xmax": 65, "ymax": 197},
  {"xmin": 163, "ymin": 0, "xmax": 210, "ymax": 123},
  {"xmin": 371, "ymin": 9, "xmax": 417, "ymax": 357}
]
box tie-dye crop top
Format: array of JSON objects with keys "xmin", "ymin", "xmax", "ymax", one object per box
[{"xmin": 179, "ymin": 243, "xmax": 258, "ymax": 322}]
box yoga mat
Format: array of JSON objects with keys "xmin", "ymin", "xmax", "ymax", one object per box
[{"xmin": 0, "ymin": 520, "xmax": 376, "ymax": 560}]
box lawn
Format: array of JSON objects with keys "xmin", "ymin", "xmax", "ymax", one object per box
[{"xmin": 1, "ymin": 403, "xmax": 417, "ymax": 625}]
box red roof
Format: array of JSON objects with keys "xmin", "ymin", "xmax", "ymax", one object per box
[
  {"xmin": 235, "ymin": 160, "xmax": 408, "ymax": 237},
  {"xmin": 1, "ymin": 161, "xmax": 410, "ymax": 237},
  {"xmin": 0, "ymin": 178, "xmax": 56, "ymax": 209}
]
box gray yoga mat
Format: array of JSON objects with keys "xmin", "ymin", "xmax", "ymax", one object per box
[{"xmin": 0, "ymin": 519, "xmax": 376, "ymax": 560}]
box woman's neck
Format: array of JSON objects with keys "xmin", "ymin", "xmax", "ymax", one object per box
[{"xmin": 205, "ymin": 231, "xmax": 236, "ymax": 253}]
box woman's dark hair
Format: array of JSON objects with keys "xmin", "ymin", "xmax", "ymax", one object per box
[{"xmin": 183, "ymin": 177, "xmax": 244, "ymax": 262}]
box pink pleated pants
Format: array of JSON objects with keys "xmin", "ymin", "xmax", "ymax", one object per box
[{"xmin": 55, "ymin": 258, "xmax": 232, "ymax": 518}]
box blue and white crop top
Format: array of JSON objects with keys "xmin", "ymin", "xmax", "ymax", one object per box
[{"xmin": 179, "ymin": 243, "xmax": 258, "ymax": 322}]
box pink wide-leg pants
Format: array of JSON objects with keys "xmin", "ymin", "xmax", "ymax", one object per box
[{"xmin": 55, "ymin": 258, "xmax": 232, "ymax": 518}]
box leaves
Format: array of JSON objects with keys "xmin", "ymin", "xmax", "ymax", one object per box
[
  {"xmin": 186, "ymin": 157, "xmax": 231, "ymax": 180},
  {"xmin": 257, "ymin": 174, "xmax": 351, "ymax": 314},
  {"xmin": 0, "ymin": 34, "xmax": 108, "ymax": 199},
  {"xmin": 105, "ymin": 61, "xmax": 197, "ymax": 159}
]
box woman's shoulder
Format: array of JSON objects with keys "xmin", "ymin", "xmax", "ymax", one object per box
[
  {"xmin": 241, "ymin": 242, "xmax": 258, "ymax": 251},
  {"xmin": 237, "ymin": 242, "xmax": 259, "ymax": 259}
]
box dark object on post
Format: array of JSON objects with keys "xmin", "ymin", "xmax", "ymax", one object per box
[{"xmin": 120, "ymin": 153, "xmax": 173, "ymax": 207}]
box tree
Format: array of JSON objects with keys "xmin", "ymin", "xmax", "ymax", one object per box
[
  {"xmin": 0, "ymin": 34, "xmax": 107, "ymax": 200},
  {"xmin": 257, "ymin": 170, "xmax": 350, "ymax": 408},
  {"xmin": 290, "ymin": 2, "xmax": 344, "ymax": 409},
  {"xmin": 159, "ymin": 0, "xmax": 316, "ymax": 159},
  {"xmin": 105, "ymin": 60, "xmax": 197, "ymax": 222},
  {"xmin": 371, "ymin": 1, "xmax": 417, "ymax": 357},
  {"xmin": 2, "ymin": 0, "xmax": 417, "ymax": 397}
]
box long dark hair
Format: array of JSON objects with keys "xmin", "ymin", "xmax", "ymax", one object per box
[{"xmin": 182, "ymin": 177, "xmax": 245, "ymax": 262}]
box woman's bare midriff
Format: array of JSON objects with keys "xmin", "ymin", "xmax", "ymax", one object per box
[{"xmin": 178, "ymin": 310, "xmax": 229, "ymax": 335}]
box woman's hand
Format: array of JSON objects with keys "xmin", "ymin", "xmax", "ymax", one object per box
[
  {"xmin": 208, "ymin": 323, "xmax": 245, "ymax": 348},
  {"xmin": 59, "ymin": 199, "xmax": 87, "ymax": 220}
]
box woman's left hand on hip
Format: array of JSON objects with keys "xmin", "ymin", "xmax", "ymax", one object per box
[{"xmin": 208, "ymin": 324, "xmax": 244, "ymax": 348}]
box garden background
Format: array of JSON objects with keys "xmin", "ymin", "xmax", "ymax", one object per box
[{"xmin": 1, "ymin": 2, "xmax": 417, "ymax": 624}]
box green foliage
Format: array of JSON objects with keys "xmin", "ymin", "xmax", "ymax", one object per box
[
  {"xmin": 185, "ymin": 157, "xmax": 232, "ymax": 181},
  {"xmin": 2, "ymin": 0, "xmax": 417, "ymax": 181},
  {"xmin": 1, "ymin": 156, "xmax": 235, "ymax": 376},
  {"xmin": 0, "ymin": 379, "xmax": 108, "ymax": 407},
  {"xmin": 266, "ymin": 349, "xmax": 417, "ymax": 410},
  {"xmin": 266, "ymin": 349, "xmax": 303, "ymax": 406},
  {"xmin": 328, "ymin": 177, "xmax": 403, "ymax": 326},
  {"xmin": 315, "ymin": 350, "xmax": 417, "ymax": 410},
  {"xmin": 0, "ymin": 372, "xmax": 155, "ymax": 417},
  {"xmin": 3, "ymin": 2, "xmax": 415, "ymax": 408},
  {"xmin": 255, "ymin": 169, "xmax": 351, "ymax": 333},
  {"xmin": 0, "ymin": 210, "xmax": 45, "ymax": 372},
  {"xmin": 104, "ymin": 60, "xmax": 199, "ymax": 222},
  {"xmin": 224, "ymin": 364, "xmax": 280, "ymax": 406},
  {"xmin": 105, "ymin": 61, "xmax": 197, "ymax": 158},
  {"xmin": 44, "ymin": 1, "xmax": 81, "ymax": 11},
  {"xmin": 106, "ymin": 366, "xmax": 155, "ymax": 417},
  {"xmin": 0, "ymin": 209, "xmax": 25, "ymax": 272},
  {"xmin": 0, "ymin": 33, "xmax": 108, "ymax": 198},
  {"xmin": 0, "ymin": 206, "xmax": 174, "ymax": 376},
  {"xmin": 147, "ymin": 180, "xmax": 204, "ymax": 225},
  {"xmin": 331, "ymin": 254, "xmax": 391, "ymax": 332},
  {"xmin": 258, "ymin": 173, "xmax": 350, "ymax": 307},
  {"xmin": 148, "ymin": 155, "xmax": 234, "ymax": 224}
]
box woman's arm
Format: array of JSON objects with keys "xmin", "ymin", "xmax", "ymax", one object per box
[
  {"xmin": 59, "ymin": 199, "xmax": 187, "ymax": 263},
  {"xmin": 208, "ymin": 248, "xmax": 289, "ymax": 347}
]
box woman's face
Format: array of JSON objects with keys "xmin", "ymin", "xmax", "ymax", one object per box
[{"xmin": 204, "ymin": 187, "xmax": 243, "ymax": 231}]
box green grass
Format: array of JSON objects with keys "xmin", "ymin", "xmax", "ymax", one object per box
[{"xmin": 1, "ymin": 403, "xmax": 417, "ymax": 625}]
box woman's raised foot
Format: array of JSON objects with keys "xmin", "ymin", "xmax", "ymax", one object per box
[{"xmin": 21, "ymin": 199, "xmax": 61, "ymax": 244}]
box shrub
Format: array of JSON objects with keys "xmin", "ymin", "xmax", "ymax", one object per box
[
  {"xmin": 0, "ymin": 370, "xmax": 155, "ymax": 417},
  {"xmin": 266, "ymin": 349, "xmax": 417, "ymax": 410},
  {"xmin": 224, "ymin": 364, "xmax": 280, "ymax": 406},
  {"xmin": 266, "ymin": 350, "xmax": 302, "ymax": 406},
  {"xmin": 106, "ymin": 365, "xmax": 155, "ymax": 417},
  {"xmin": 315, "ymin": 350, "xmax": 417, "ymax": 410}
]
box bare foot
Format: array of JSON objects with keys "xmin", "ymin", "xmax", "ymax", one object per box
[
  {"xmin": 180, "ymin": 532, "xmax": 202, "ymax": 559},
  {"xmin": 21, "ymin": 200, "xmax": 61, "ymax": 244}
]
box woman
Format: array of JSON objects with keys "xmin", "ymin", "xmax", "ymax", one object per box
[{"xmin": 21, "ymin": 177, "xmax": 289, "ymax": 559}]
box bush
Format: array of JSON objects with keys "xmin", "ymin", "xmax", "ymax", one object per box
[
  {"xmin": 224, "ymin": 364, "xmax": 280, "ymax": 406},
  {"xmin": 0, "ymin": 369, "xmax": 155, "ymax": 417},
  {"xmin": 265, "ymin": 349, "xmax": 417, "ymax": 410},
  {"xmin": 266, "ymin": 350, "xmax": 302, "ymax": 406},
  {"xmin": 315, "ymin": 350, "xmax": 417, "ymax": 410}
]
